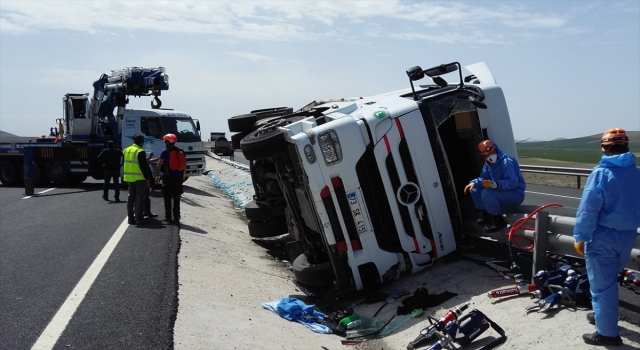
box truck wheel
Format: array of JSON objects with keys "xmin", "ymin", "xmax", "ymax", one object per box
[
  {"xmin": 47, "ymin": 162, "xmax": 68, "ymax": 184},
  {"xmin": 231, "ymin": 132, "xmax": 249, "ymax": 150},
  {"xmin": 66, "ymin": 174, "xmax": 87, "ymax": 185},
  {"xmin": 240, "ymin": 116, "xmax": 305, "ymax": 160},
  {"xmin": 245, "ymin": 200, "xmax": 285, "ymax": 221},
  {"xmin": 248, "ymin": 218, "xmax": 288, "ymax": 238},
  {"xmin": 251, "ymin": 107, "xmax": 293, "ymax": 119},
  {"xmin": 292, "ymin": 251, "xmax": 333, "ymax": 287},
  {"xmin": 0, "ymin": 161, "xmax": 18, "ymax": 186},
  {"xmin": 253, "ymin": 115, "xmax": 290, "ymax": 129},
  {"xmin": 228, "ymin": 113, "xmax": 257, "ymax": 133},
  {"xmin": 90, "ymin": 171, "xmax": 105, "ymax": 180}
]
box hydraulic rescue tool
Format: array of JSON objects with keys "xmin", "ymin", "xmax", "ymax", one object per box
[
  {"xmin": 406, "ymin": 302, "xmax": 470, "ymax": 349},
  {"xmin": 487, "ymin": 274, "xmax": 536, "ymax": 299},
  {"xmin": 407, "ymin": 302, "xmax": 507, "ymax": 350},
  {"xmin": 621, "ymin": 269, "xmax": 639, "ymax": 287},
  {"xmin": 526, "ymin": 268, "xmax": 591, "ymax": 313}
]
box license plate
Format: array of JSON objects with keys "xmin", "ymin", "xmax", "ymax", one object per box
[
  {"xmin": 187, "ymin": 165, "xmax": 197, "ymax": 169},
  {"xmin": 347, "ymin": 191, "xmax": 367, "ymax": 234}
]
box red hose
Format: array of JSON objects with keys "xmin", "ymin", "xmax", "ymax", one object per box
[{"xmin": 506, "ymin": 203, "xmax": 564, "ymax": 251}]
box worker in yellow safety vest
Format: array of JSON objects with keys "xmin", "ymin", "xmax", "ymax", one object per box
[{"xmin": 123, "ymin": 134, "xmax": 153, "ymax": 225}]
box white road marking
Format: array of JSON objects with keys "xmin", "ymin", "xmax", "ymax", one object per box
[
  {"xmin": 525, "ymin": 190, "xmax": 581, "ymax": 200},
  {"xmin": 30, "ymin": 218, "xmax": 130, "ymax": 350},
  {"xmin": 22, "ymin": 187, "xmax": 56, "ymax": 199}
]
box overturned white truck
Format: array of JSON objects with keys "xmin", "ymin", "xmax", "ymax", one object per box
[{"xmin": 228, "ymin": 62, "xmax": 520, "ymax": 292}]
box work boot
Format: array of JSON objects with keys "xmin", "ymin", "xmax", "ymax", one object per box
[
  {"xmin": 476, "ymin": 211, "xmax": 491, "ymax": 226},
  {"xmin": 484, "ymin": 214, "xmax": 507, "ymax": 233},
  {"xmin": 144, "ymin": 212, "xmax": 158, "ymax": 218},
  {"xmin": 587, "ymin": 312, "xmax": 595, "ymax": 325},
  {"xmin": 102, "ymin": 194, "xmax": 109, "ymax": 201},
  {"xmin": 164, "ymin": 213, "xmax": 173, "ymax": 224},
  {"xmin": 582, "ymin": 332, "xmax": 622, "ymax": 346}
]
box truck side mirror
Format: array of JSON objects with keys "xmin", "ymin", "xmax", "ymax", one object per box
[
  {"xmin": 196, "ymin": 121, "xmax": 201, "ymax": 131},
  {"xmin": 406, "ymin": 66, "xmax": 425, "ymax": 81}
]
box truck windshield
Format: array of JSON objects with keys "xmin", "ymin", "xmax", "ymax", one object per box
[{"xmin": 161, "ymin": 117, "xmax": 201, "ymax": 142}]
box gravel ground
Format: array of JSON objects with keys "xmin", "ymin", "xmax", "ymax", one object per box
[{"xmin": 173, "ymin": 155, "xmax": 640, "ymax": 350}]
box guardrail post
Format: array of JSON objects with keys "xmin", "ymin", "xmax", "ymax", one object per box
[
  {"xmin": 577, "ymin": 176, "xmax": 581, "ymax": 189},
  {"xmin": 23, "ymin": 147, "xmax": 35, "ymax": 196},
  {"xmin": 532, "ymin": 211, "xmax": 550, "ymax": 281}
]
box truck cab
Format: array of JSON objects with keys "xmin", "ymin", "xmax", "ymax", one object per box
[
  {"xmin": 123, "ymin": 110, "xmax": 206, "ymax": 177},
  {"xmin": 234, "ymin": 62, "xmax": 517, "ymax": 292}
]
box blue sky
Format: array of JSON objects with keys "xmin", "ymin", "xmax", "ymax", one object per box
[{"xmin": 1, "ymin": 0, "xmax": 638, "ymax": 141}]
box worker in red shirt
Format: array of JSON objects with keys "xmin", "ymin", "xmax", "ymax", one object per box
[{"xmin": 155, "ymin": 133, "xmax": 187, "ymax": 226}]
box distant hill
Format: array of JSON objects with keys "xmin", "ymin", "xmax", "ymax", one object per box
[
  {"xmin": 516, "ymin": 131, "xmax": 640, "ymax": 166},
  {"xmin": 0, "ymin": 130, "xmax": 19, "ymax": 137}
]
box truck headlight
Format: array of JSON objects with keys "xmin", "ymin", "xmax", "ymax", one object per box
[
  {"xmin": 303, "ymin": 144, "xmax": 316, "ymax": 164},
  {"xmin": 318, "ymin": 130, "xmax": 342, "ymax": 165}
]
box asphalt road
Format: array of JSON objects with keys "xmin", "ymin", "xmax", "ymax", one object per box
[{"xmin": 0, "ymin": 179, "xmax": 178, "ymax": 350}]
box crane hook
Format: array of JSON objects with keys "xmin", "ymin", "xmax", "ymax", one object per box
[{"xmin": 151, "ymin": 96, "xmax": 162, "ymax": 109}]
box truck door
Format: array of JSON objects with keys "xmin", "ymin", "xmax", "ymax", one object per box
[{"xmin": 62, "ymin": 94, "xmax": 91, "ymax": 139}]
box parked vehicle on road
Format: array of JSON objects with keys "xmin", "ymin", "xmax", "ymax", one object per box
[
  {"xmin": 0, "ymin": 67, "xmax": 205, "ymax": 187},
  {"xmin": 210, "ymin": 132, "xmax": 233, "ymax": 156},
  {"xmin": 228, "ymin": 62, "xmax": 519, "ymax": 293}
]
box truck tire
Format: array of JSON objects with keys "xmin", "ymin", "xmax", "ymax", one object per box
[
  {"xmin": 247, "ymin": 218, "xmax": 288, "ymax": 238},
  {"xmin": 240, "ymin": 116, "xmax": 305, "ymax": 160},
  {"xmin": 231, "ymin": 132, "xmax": 249, "ymax": 150},
  {"xmin": 292, "ymin": 251, "xmax": 333, "ymax": 287},
  {"xmin": 47, "ymin": 161, "xmax": 68, "ymax": 184},
  {"xmin": 91, "ymin": 171, "xmax": 105, "ymax": 180},
  {"xmin": 245, "ymin": 200, "xmax": 286, "ymax": 221},
  {"xmin": 66, "ymin": 174, "xmax": 87, "ymax": 185},
  {"xmin": 245, "ymin": 200, "xmax": 272, "ymax": 221},
  {"xmin": 228, "ymin": 113, "xmax": 257, "ymax": 133},
  {"xmin": 251, "ymin": 107, "xmax": 293, "ymax": 119},
  {"xmin": 0, "ymin": 161, "xmax": 18, "ymax": 186}
]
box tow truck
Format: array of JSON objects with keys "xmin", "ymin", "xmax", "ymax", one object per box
[
  {"xmin": 228, "ymin": 62, "xmax": 519, "ymax": 292},
  {"xmin": 0, "ymin": 67, "xmax": 205, "ymax": 190}
]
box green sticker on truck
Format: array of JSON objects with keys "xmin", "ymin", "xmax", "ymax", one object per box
[{"xmin": 373, "ymin": 110, "xmax": 388, "ymax": 119}]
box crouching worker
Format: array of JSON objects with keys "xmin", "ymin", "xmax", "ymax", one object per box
[
  {"xmin": 156, "ymin": 133, "xmax": 187, "ymax": 226},
  {"xmin": 464, "ymin": 140, "xmax": 526, "ymax": 233}
]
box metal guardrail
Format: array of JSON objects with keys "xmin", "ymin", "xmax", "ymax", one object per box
[{"xmin": 519, "ymin": 165, "xmax": 592, "ymax": 189}]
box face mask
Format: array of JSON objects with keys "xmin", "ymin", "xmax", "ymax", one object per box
[{"xmin": 485, "ymin": 154, "xmax": 498, "ymax": 164}]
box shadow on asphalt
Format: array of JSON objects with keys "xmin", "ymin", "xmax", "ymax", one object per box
[{"xmin": 179, "ymin": 223, "xmax": 208, "ymax": 234}]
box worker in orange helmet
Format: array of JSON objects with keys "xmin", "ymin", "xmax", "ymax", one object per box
[
  {"xmin": 574, "ymin": 128, "xmax": 640, "ymax": 346},
  {"xmin": 155, "ymin": 133, "xmax": 187, "ymax": 226},
  {"xmin": 463, "ymin": 139, "xmax": 526, "ymax": 233}
]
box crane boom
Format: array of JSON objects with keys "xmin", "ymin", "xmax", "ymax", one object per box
[{"xmin": 91, "ymin": 67, "xmax": 169, "ymax": 120}]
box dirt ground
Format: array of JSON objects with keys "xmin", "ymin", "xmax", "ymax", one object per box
[{"xmin": 172, "ymin": 156, "xmax": 640, "ymax": 350}]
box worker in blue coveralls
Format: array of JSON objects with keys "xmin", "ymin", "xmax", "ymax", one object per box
[
  {"xmin": 573, "ymin": 127, "xmax": 640, "ymax": 347},
  {"xmin": 464, "ymin": 140, "xmax": 526, "ymax": 233}
]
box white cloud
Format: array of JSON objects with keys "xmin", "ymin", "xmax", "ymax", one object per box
[
  {"xmin": 225, "ymin": 51, "xmax": 276, "ymax": 62},
  {"xmin": 0, "ymin": 0, "xmax": 573, "ymax": 43}
]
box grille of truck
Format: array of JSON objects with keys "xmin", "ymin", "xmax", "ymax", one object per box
[{"xmin": 355, "ymin": 149, "xmax": 403, "ymax": 252}]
